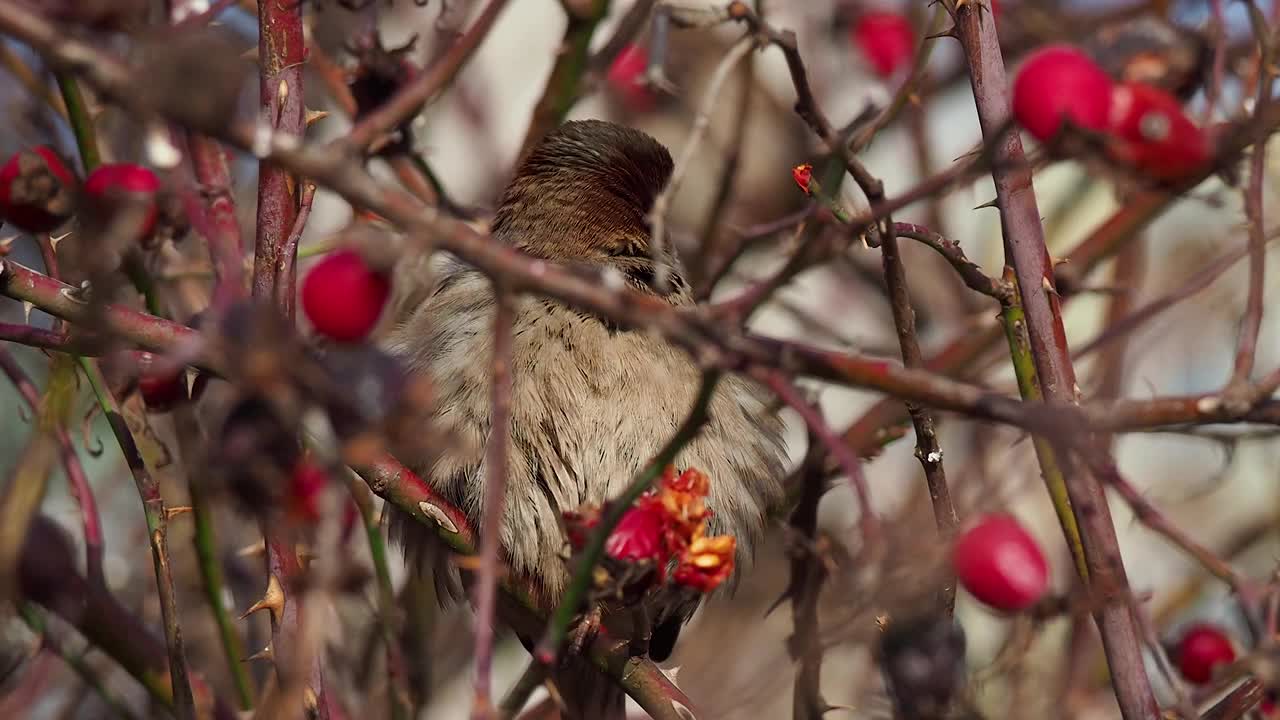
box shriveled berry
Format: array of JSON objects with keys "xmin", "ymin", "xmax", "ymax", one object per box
[
  {"xmin": 301, "ymin": 249, "xmax": 391, "ymax": 342},
  {"xmin": 83, "ymin": 163, "xmax": 161, "ymax": 243},
  {"xmin": 606, "ymin": 44, "xmax": 656, "ymax": 113},
  {"xmin": 1012, "ymin": 45, "xmax": 1114, "ymax": 143},
  {"xmin": 1174, "ymin": 623, "xmax": 1235, "ymax": 685},
  {"xmin": 851, "ymin": 11, "xmax": 915, "ymax": 79},
  {"xmin": 0, "ymin": 146, "xmax": 77, "ymax": 233},
  {"xmin": 879, "ymin": 614, "xmax": 967, "ymax": 720},
  {"xmin": 952, "ymin": 514, "xmax": 1048, "ymax": 612},
  {"xmin": 134, "ymin": 351, "xmax": 188, "ymax": 411},
  {"xmin": 1105, "ymin": 81, "xmax": 1210, "ymax": 181}
]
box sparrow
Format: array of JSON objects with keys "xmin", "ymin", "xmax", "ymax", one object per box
[{"xmin": 385, "ymin": 119, "xmax": 787, "ymax": 718}]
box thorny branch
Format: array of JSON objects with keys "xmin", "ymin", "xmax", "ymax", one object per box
[{"xmin": 1, "ymin": 1, "xmax": 1280, "ymax": 718}]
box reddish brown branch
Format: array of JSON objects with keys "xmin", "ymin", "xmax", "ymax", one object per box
[
  {"xmin": 183, "ymin": 130, "xmax": 246, "ymax": 309},
  {"xmin": 251, "ymin": 0, "xmax": 306, "ymax": 307},
  {"xmin": 947, "ymin": 1, "xmax": 1158, "ymax": 716},
  {"xmin": 471, "ymin": 289, "xmax": 514, "ymax": 715}
]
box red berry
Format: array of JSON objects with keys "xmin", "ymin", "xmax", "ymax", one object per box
[
  {"xmin": 851, "ymin": 11, "xmax": 915, "ymax": 79},
  {"xmin": 134, "ymin": 351, "xmax": 187, "ymax": 411},
  {"xmin": 0, "ymin": 146, "xmax": 77, "ymax": 233},
  {"xmin": 605, "ymin": 506, "xmax": 668, "ymax": 566},
  {"xmin": 289, "ymin": 460, "xmax": 328, "ymax": 522},
  {"xmin": 83, "ymin": 163, "xmax": 161, "ymax": 243},
  {"xmin": 606, "ymin": 44, "xmax": 656, "ymax": 113},
  {"xmin": 952, "ymin": 514, "xmax": 1048, "ymax": 612},
  {"xmin": 301, "ymin": 249, "xmax": 391, "ymax": 342},
  {"xmin": 1012, "ymin": 45, "xmax": 1114, "ymax": 143},
  {"xmin": 1105, "ymin": 81, "xmax": 1210, "ymax": 181},
  {"xmin": 1174, "ymin": 623, "xmax": 1235, "ymax": 685}
]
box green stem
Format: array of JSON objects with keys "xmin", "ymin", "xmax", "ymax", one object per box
[
  {"xmin": 123, "ymin": 252, "xmax": 165, "ymax": 318},
  {"xmin": 533, "ymin": 372, "xmax": 721, "ymax": 663},
  {"xmin": 518, "ymin": 0, "xmax": 611, "ymax": 157},
  {"xmin": 997, "ymin": 274, "xmax": 1087, "ymax": 579},
  {"xmin": 55, "ymin": 72, "xmax": 100, "ymax": 171},
  {"xmin": 186, "ymin": 449, "xmax": 256, "ymax": 710},
  {"xmin": 77, "ymin": 357, "xmax": 197, "ymax": 720},
  {"xmin": 349, "ymin": 476, "xmax": 410, "ymax": 720}
]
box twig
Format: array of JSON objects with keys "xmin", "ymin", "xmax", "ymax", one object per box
[
  {"xmin": 1081, "ymin": 448, "xmax": 1250, "ymax": 597},
  {"xmin": 0, "ymin": 359, "xmax": 66, "ymax": 602},
  {"xmin": 880, "ymin": 224, "xmax": 958, "ymax": 611},
  {"xmin": 274, "ymin": 180, "xmax": 315, "ymax": 319},
  {"xmin": 78, "ymin": 358, "xmax": 197, "ymax": 720},
  {"xmin": 1201, "ymin": 678, "xmax": 1263, "ymax": 720},
  {"xmin": 727, "ymin": 2, "xmax": 887, "ymax": 237},
  {"xmin": 0, "ymin": 255, "xmax": 1052, "ymax": 436},
  {"xmin": 54, "ymin": 72, "xmax": 99, "ymax": 170},
  {"xmin": 758, "ymin": 370, "xmax": 878, "ymax": 542},
  {"xmin": 0, "ymin": 41, "xmax": 64, "ymax": 115},
  {"xmin": 649, "ymin": 34, "xmax": 755, "ymax": 289},
  {"xmin": 691, "ymin": 6, "xmax": 757, "ymax": 293},
  {"xmin": 997, "ymin": 273, "xmax": 1087, "ymax": 579},
  {"xmin": 518, "ymin": 0, "xmax": 609, "ymax": 159},
  {"xmin": 946, "ymin": 1, "xmax": 1159, "ymax": 716},
  {"xmin": 588, "ymin": 0, "xmax": 655, "ymax": 73},
  {"xmin": 0, "ymin": 322, "xmax": 79, "ymax": 350},
  {"xmin": 171, "ymin": 406, "xmax": 256, "ymax": 710},
  {"xmin": 0, "ymin": 349, "xmax": 104, "ymax": 587},
  {"xmin": 183, "ymin": 130, "xmax": 246, "ymax": 309},
  {"xmin": 847, "ymin": 3, "xmax": 948, "ymax": 154},
  {"xmin": 251, "ymin": 0, "xmax": 306, "ymax": 304},
  {"xmin": 347, "ymin": 473, "xmax": 411, "ymax": 720},
  {"xmin": 1073, "ymin": 237, "xmax": 1257, "ymax": 363},
  {"xmin": 498, "ymin": 660, "xmax": 548, "ymax": 719},
  {"xmin": 787, "ymin": 445, "xmax": 832, "ymax": 720},
  {"xmin": 20, "ymin": 604, "xmax": 141, "ymax": 720},
  {"xmin": 17, "ymin": 516, "xmax": 238, "ymax": 720},
  {"xmin": 472, "ymin": 289, "xmax": 514, "ymax": 718},
  {"xmin": 343, "ymin": 0, "xmax": 510, "ymax": 152},
  {"xmin": 1226, "ymin": 30, "xmax": 1274, "ymax": 398},
  {"xmin": 892, "ymin": 223, "xmax": 1009, "ymax": 302}
]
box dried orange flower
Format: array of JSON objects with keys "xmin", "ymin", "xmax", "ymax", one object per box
[
  {"xmin": 674, "ymin": 527, "xmax": 736, "ymax": 592},
  {"xmin": 563, "ymin": 465, "xmax": 736, "ymax": 594}
]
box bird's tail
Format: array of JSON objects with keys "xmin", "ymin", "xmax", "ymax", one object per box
[{"xmin": 549, "ymin": 660, "xmax": 626, "ymax": 720}]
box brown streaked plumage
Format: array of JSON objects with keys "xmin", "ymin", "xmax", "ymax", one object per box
[{"xmin": 385, "ymin": 119, "xmax": 786, "ymax": 718}]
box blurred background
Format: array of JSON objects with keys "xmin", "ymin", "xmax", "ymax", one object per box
[{"xmin": 1, "ymin": 0, "xmax": 1278, "ymax": 718}]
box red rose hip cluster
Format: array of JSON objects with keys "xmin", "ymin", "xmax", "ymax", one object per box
[{"xmin": 1012, "ymin": 44, "xmax": 1210, "ymax": 180}]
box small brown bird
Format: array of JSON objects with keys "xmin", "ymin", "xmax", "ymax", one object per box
[{"xmin": 386, "ymin": 119, "xmax": 787, "ymax": 718}]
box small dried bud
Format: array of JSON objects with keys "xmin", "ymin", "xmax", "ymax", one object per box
[{"xmin": 791, "ymin": 163, "xmax": 813, "ymax": 195}]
